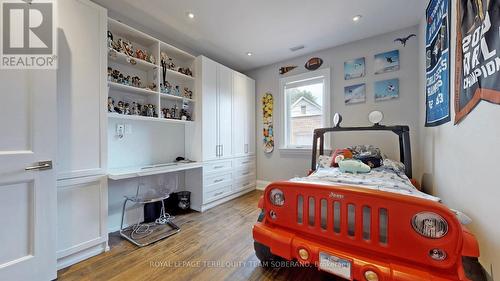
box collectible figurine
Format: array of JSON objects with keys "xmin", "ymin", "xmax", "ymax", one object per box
[
  {"xmin": 122, "ymin": 40, "xmax": 134, "ymax": 56},
  {"xmin": 178, "ymin": 67, "xmax": 185, "ymax": 75},
  {"xmin": 131, "ymin": 102, "xmax": 140, "ymax": 115},
  {"xmin": 148, "ymin": 54, "xmax": 155, "ymax": 64},
  {"xmin": 124, "ymin": 103, "xmax": 131, "ymax": 115},
  {"xmin": 171, "ymin": 104, "xmax": 178, "ymax": 119},
  {"xmin": 131, "ymin": 76, "xmax": 141, "ymax": 88},
  {"xmin": 174, "ymin": 85, "xmax": 180, "ymax": 96},
  {"xmin": 118, "ymin": 73, "xmax": 124, "ymax": 84},
  {"xmin": 108, "ymin": 97, "xmax": 115, "ymax": 112},
  {"xmin": 111, "ymin": 69, "xmax": 120, "ymax": 82},
  {"xmin": 180, "ymin": 109, "xmax": 191, "ymax": 121},
  {"xmin": 113, "ymin": 38, "xmax": 123, "ymax": 52},
  {"xmin": 107, "ymin": 67, "xmax": 113, "ymax": 81},
  {"xmin": 184, "ymin": 68, "xmax": 193, "ymax": 77},
  {"xmin": 167, "ymin": 57, "xmax": 175, "ymax": 70},
  {"xmin": 164, "ymin": 108, "xmax": 171, "ymax": 118},
  {"xmin": 135, "ymin": 49, "xmax": 146, "ymax": 61},
  {"xmin": 107, "ymin": 31, "xmax": 114, "ymax": 49},
  {"xmin": 115, "ymin": 101, "xmax": 124, "ymax": 114},
  {"xmin": 123, "ymin": 75, "xmax": 131, "ymax": 86},
  {"xmin": 183, "ymin": 87, "xmax": 193, "ymax": 99},
  {"xmin": 147, "ymin": 82, "xmax": 157, "ymax": 91},
  {"xmin": 146, "ymin": 104, "xmax": 155, "ymax": 117}
]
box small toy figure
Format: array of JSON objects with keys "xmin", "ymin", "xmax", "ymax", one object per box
[
  {"xmin": 108, "ymin": 97, "xmax": 115, "ymax": 112},
  {"xmin": 171, "ymin": 104, "xmax": 178, "ymax": 119},
  {"xmin": 113, "ymin": 38, "xmax": 123, "ymax": 52},
  {"xmin": 107, "ymin": 31, "xmax": 114, "ymax": 49},
  {"xmin": 147, "ymin": 82, "xmax": 157, "ymax": 91},
  {"xmin": 173, "ymin": 85, "xmax": 180, "ymax": 96},
  {"xmin": 165, "ymin": 108, "xmax": 171, "ymax": 118},
  {"xmin": 135, "ymin": 49, "xmax": 146, "ymax": 60},
  {"xmin": 123, "ymin": 75, "xmax": 131, "ymax": 86},
  {"xmin": 146, "ymin": 104, "xmax": 155, "ymax": 117},
  {"xmin": 107, "ymin": 67, "xmax": 113, "ymax": 81},
  {"xmin": 131, "ymin": 76, "xmax": 141, "ymax": 88},
  {"xmin": 184, "ymin": 68, "xmax": 193, "ymax": 77},
  {"xmin": 122, "ymin": 40, "xmax": 134, "ymax": 56},
  {"xmin": 123, "ymin": 103, "xmax": 131, "ymax": 115},
  {"xmin": 183, "ymin": 87, "xmax": 193, "ymax": 99},
  {"xmin": 180, "ymin": 109, "xmax": 191, "ymax": 121},
  {"xmin": 115, "ymin": 101, "xmax": 124, "ymax": 114},
  {"xmin": 118, "ymin": 73, "xmax": 124, "ymax": 84},
  {"xmin": 111, "ymin": 69, "xmax": 120, "ymax": 82},
  {"xmin": 131, "ymin": 102, "xmax": 140, "ymax": 115},
  {"xmin": 148, "ymin": 54, "xmax": 155, "ymax": 64},
  {"xmin": 167, "ymin": 57, "xmax": 175, "ymax": 69}
]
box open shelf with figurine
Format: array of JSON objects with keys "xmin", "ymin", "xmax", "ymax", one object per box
[{"xmin": 106, "ymin": 17, "xmax": 196, "ymax": 124}]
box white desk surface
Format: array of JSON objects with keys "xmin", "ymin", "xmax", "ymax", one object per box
[{"xmin": 108, "ymin": 162, "xmax": 202, "ymax": 180}]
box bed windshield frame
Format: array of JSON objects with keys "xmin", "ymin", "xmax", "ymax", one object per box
[{"xmin": 311, "ymin": 124, "xmax": 412, "ymax": 178}]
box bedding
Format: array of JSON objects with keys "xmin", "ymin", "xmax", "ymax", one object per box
[{"xmin": 292, "ymin": 163, "xmax": 441, "ymax": 202}]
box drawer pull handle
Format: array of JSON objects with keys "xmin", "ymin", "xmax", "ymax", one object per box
[
  {"xmin": 241, "ymin": 161, "xmax": 251, "ymax": 164},
  {"xmin": 214, "ymin": 191, "xmax": 224, "ymax": 196},
  {"xmin": 214, "ymin": 179, "xmax": 224, "ymax": 183},
  {"xmin": 242, "ymin": 172, "xmax": 250, "ymax": 175},
  {"xmin": 214, "ymin": 165, "xmax": 224, "ymax": 169}
]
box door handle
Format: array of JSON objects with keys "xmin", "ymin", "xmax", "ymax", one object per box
[{"xmin": 25, "ymin": 160, "xmax": 53, "ymax": 171}]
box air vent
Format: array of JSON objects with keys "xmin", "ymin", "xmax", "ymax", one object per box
[{"xmin": 290, "ymin": 45, "xmax": 305, "ymax": 52}]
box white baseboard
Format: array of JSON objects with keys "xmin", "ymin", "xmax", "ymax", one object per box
[
  {"xmin": 57, "ymin": 241, "xmax": 107, "ymax": 270},
  {"xmin": 256, "ymin": 180, "xmax": 271, "ymax": 191}
]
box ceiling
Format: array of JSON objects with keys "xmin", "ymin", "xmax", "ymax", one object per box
[{"xmin": 92, "ymin": 0, "xmax": 427, "ymax": 72}]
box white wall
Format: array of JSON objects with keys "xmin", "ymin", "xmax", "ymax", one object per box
[
  {"xmin": 417, "ymin": 3, "xmax": 500, "ymax": 277},
  {"xmin": 246, "ymin": 26, "xmax": 421, "ymax": 182}
]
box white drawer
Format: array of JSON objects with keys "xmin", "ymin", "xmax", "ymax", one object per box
[
  {"xmin": 204, "ymin": 184, "xmax": 232, "ymax": 204},
  {"xmin": 233, "ymin": 167, "xmax": 255, "ymax": 180},
  {"xmin": 204, "ymin": 172, "xmax": 232, "ymax": 192},
  {"xmin": 203, "ymin": 160, "xmax": 233, "ymax": 174},
  {"xmin": 232, "ymin": 176, "xmax": 256, "ymax": 192},
  {"xmin": 233, "ymin": 156, "xmax": 256, "ymax": 169}
]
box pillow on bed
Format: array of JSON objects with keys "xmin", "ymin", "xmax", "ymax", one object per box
[
  {"xmin": 348, "ymin": 145, "xmax": 383, "ymax": 168},
  {"xmin": 382, "ymin": 158, "xmax": 406, "ymax": 173},
  {"xmin": 317, "ymin": 155, "xmax": 333, "ymax": 168}
]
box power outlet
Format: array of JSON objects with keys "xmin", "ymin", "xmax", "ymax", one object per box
[{"xmin": 116, "ymin": 124, "xmax": 125, "ymax": 138}]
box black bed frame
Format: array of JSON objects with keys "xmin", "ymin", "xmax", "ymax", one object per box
[{"xmin": 311, "ymin": 124, "xmax": 413, "ymax": 178}]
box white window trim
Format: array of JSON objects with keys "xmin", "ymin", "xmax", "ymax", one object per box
[{"xmin": 279, "ymin": 68, "xmax": 331, "ymax": 154}]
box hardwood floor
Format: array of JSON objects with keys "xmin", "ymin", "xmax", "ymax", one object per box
[{"xmin": 58, "ymin": 190, "xmax": 338, "ymax": 281}]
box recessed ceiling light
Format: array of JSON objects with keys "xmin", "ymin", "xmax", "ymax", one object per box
[
  {"xmin": 187, "ymin": 12, "xmax": 195, "ymax": 19},
  {"xmin": 246, "ymin": 52, "xmax": 253, "ymax": 56},
  {"xmin": 353, "ymin": 15, "xmax": 362, "ymax": 22}
]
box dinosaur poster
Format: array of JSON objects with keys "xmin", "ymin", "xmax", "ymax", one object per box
[
  {"xmin": 425, "ymin": 0, "xmax": 451, "ymax": 126},
  {"xmin": 455, "ymin": 0, "xmax": 500, "ymax": 124}
]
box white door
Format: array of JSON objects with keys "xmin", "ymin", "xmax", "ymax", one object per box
[
  {"xmin": 217, "ymin": 65, "xmax": 233, "ymax": 158},
  {"xmin": 232, "ymin": 72, "xmax": 246, "ymax": 157},
  {"xmin": 245, "ymin": 77, "xmax": 256, "ymax": 155},
  {"xmin": 0, "ymin": 70, "xmax": 57, "ymax": 280},
  {"xmin": 201, "ymin": 57, "xmax": 219, "ymax": 161}
]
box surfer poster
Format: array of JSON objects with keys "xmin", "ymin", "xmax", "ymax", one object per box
[
  {"xmin": 455, "ymin": 0, "xmax": 500, "ymax": 124},
  {"xmin": 425, "ymin": 0, "xmax": 451, "ymax": 127}
]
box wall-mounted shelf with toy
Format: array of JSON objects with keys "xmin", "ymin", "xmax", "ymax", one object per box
[{"xmin": 106, "ymin": 18, "xmax": 196, "ymax": 123}]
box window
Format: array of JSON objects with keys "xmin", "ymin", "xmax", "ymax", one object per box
[{"xmin": 280, "ymin": 68, "xmax": 330, "ymax": 151}]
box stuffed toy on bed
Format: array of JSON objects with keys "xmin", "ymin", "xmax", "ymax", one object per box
[{"xmin": 338, "ymin": 159, "xmax": 371, "ymax": 174}]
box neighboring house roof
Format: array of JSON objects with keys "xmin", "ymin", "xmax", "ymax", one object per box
[{"xmin": 290, "ymin": 96, "xmax": 322, "ymax": 117}]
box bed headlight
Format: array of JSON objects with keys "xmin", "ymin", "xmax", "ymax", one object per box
[
  {"xmin": 411, "ymin": 212, "xmax": 448, "ymax": 239},
  {"xmin": 269, "ymin": 189, "xmax": 285, "ymax": 206}
]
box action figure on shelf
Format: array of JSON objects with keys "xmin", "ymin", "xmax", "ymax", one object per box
[
  {"xmin": 113, "ymin": 38, "xmax": 123, "ymax": 52},
  {"xmin": 108, "ymin": 97, "xmax": 115, "ymax": 113},
  {"xmin": 135, "ymin": 49, "xmax": 146, "ymax": 61},
  {"xmin": 111, "ymin": 69, "xmax": 120, "ymax": 82},
  {"xmin": 180, "ymin": 109, "xmax": 191, "ymax": 121},
  {"xmin": 131, "ymin": 102, "xmax": 140, "ymax": 115},
  {"xmin": 117, "ymin": 73, "xmax": 124, "ymax": 84},
  {"xmin": 115, "ymin": 101, "xmax": 124, "ymax": 114},
  {"xmin": 131, "ymin": 76, "xmax": 141, "ymax": 88},
  {"xmin": 183, "ymin": 87, "xmax": 193, "ymax": 99},
  {"xmin": 124, "ymin": 103, "xmax": 131, "ymax": 115},
  {"xmin": 107, "ymin": 31, "xmax": 114, "ymax": 49},
  {"xmin": 173, "ymin": 85, "xmax": 180, "ymax": 96},
  {"xmin": 147, "ymin": 82, "xmax": 157, "ymax": 91},
  {"xmin": 146, "ymin": 104, "xmax": 155, "ymax": 117},
  {"xmin": 122, "ymin": 40, "xmax": 134, "ymax": 56},
  {"xmin": 171, "ymin": 104, "xmax": 178, "ymax": 119},
  {"xmin": 107, "ymin": 67, "xmax": 113, "ymax": 81},
  {"xmin": 184, "ymin": 68, "xmax": 193, "ymax": 77},
  {"xmin": 148, "ymin": 54, "xmax": 155, "ymax": 64},
  {"xmin": 123, "ymin": 75, "xmax": 131, "ymax": 86}
]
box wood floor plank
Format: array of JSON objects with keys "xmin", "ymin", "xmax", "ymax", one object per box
[{"xmin": 57, "ymin": 190, "xmax": 340, "ymax": 281}]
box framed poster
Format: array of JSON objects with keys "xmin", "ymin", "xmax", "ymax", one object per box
[
  {"xmin": 374, "ymin": 50, "xmax": 399, "ymax": 74},
  {"xmin": 455, "ymin": 0, "xmax": 500, "ymax": 124},
  {"xmin": 375, "ymin": 79, "xmax": 399, "ymax": 101},
  {"xmin": 425, "ymin": 0, "xmax": 451, "ymax": 126},
  {"xmin": 344, "ymin": 84, "xmax": 366, "ymax": 105},
  {"xmin": 344, "ymin": 58, "xmax": 365, "ymax": 80}
]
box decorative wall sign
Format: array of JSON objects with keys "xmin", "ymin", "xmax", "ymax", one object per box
[
  {"xmin": 344, "ymin": 58, "xmax": 365, "ymax": 80},
  {"xmin": 262, "ymin": 93, "xmax": 274, "ymax": 153},
  {"xmin": 455, "ymin": 0, "xmax": 500, "ymax": 124},
  {"xmin": 305, "ymin": 57, "xmax": 323, "ymax": 71},
  {"xmin": 425, "ymin": 0, "xmax": 451, "ymax": 127},
  {"xmin": 279, "ymin": 65, "xmax": 297, "ymax": 75},
  {"xmin": 375, "ymin": 79, "xmax": 399, "ymax": 101},
  {"xmin": 394, "ymin": 34, "xmax": 416, "ymax": 47},
  {"xmin": 374, "ymin": 50, "xmax": 400, "ymax": 74},
  {"xmin": 344, "ymin": 84, "xmax": 366, "ymax": 105}
]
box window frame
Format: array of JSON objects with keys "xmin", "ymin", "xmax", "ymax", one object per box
[{"xmin": 279, "ymin": 68, "xmax": 331, "ymax": 153}]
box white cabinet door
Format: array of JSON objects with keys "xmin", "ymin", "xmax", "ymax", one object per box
[
  {"xmin": 245, "ymin": 77, "xmax": 256, "ymax": 155},
  {"xmin": 202, "ymin": 58, "xmax": 219, "ymax": 161},
  {"xmin": 217, "ymin": 65, "xmax": 233, "ymax": 158},
  {"xmin": 0, "ymin": 66, "xmax": 57, "ymax": 280},
  {"xmin": 57, "ymin": 0, "xmax": 107, "ymax": 180},
  {"xmin": 232, "ymin": 72, "xmax": 246, "ymax": 157}
]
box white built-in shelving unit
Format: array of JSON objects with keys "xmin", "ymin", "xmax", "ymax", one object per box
[{"xmin": 107, "ymin": 18, "xmax": 196, "ymax": 124}]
